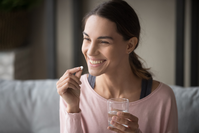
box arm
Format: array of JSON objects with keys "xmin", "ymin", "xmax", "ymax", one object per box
[
  {"xmin": 57, "ymin": 67, "xmax": 84, "ymax": 133},
  {"xmin": 165, "ymin": 90, "xmax": 179, "ymax": 133},
  {"xmin": 60, "ymin": 97, "xmax": 83, "ymax": 133}
]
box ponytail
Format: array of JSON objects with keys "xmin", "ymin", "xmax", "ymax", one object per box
[{"xmin": 129, "ymin": 52, "xmax": 152, "ymax": 80}]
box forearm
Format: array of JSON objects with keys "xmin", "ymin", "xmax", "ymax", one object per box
[
  {"xmin": 61, "ymin": 111, "xmax": 83, "ymax": 133},
  {"xmin": 66, "ymin": 104, "xmax": 80, "ymax": 113},
  {"xmin": 60, "ymin": 97, "xmax": 84, "ymax": 133}
]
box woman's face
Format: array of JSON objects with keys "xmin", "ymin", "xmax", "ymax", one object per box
[{"xmin": 82, "ymin": 15, "xmax": 129, "ymax": 76}]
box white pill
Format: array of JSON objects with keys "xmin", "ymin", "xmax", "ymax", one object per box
[{"xmin": 80, "ymin": 66, "xmax": 83, "ymax": 70}]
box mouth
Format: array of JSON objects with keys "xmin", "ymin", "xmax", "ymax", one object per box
[
  {"xmin": 88, "ymin": 58, "xmax": 106, "ymax": 66},
  {"xmin": 90, "ymin": 60, "xmax": 104, "ymax": 64}
]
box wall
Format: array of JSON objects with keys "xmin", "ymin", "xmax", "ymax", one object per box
[
  {"xmin": 56, "ymin": 0, "xmax": 73, "ymax": 77},
  {"xmin": 31, "ymin": 0, "xmax": 194, "ymax": 86},
  {"xmin": 126, "ymin": 0, "xmax": 176, "ymax": 85},
  {"xmin": 56, "ymin": 0, "xmax": 176, "ymax": 85},
  {"xmin": 29, "ymin": 1, "xmax": 47, "ymax": 79}
]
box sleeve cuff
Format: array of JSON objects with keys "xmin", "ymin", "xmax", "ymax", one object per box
[{"xmin": 65, "ymin": 109, "xmax": 82, "ymax": 119}]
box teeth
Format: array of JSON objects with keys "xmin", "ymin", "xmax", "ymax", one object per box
[{"xmin": 90, "ymin": 60, "xmax": 103, "ymax": 64}]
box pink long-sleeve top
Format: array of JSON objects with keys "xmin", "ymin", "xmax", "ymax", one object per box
[{"xmin": 60, "ymin": 74, "xmax": 178, "ymax": 133}]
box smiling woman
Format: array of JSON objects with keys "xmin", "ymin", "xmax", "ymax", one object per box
[
  {"xmin": 57, "ymin": 0, "xmax": 178, "ymax": 133},
  {"xmin": 82, "ymin": 15, "xmax": 129, "ymax": 76}
]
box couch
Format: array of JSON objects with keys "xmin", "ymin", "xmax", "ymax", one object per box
[
  {"xmin": 0, "ymin": 79, "xmax": 59, "ymax": 133},
  {"xmin": 0, "ymin": 79, "xmax": 198, "ymax": 133}
]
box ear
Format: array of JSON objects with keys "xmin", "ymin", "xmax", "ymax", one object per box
[{"xmin": 126, "ymin": 37, "xmax": 138, "ymax": 54}]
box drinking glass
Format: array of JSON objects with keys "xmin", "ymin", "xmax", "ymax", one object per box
[{"xmin": 107, "ymin": 98, "xmax": 129, "ymax": 127}]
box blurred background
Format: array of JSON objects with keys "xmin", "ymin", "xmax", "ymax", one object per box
[{"xmin": 0, "ymin": 0, "xmax": 198, "ymax": 87}]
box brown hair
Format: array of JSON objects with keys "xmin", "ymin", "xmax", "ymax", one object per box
[{"xmin": 83, "ymin": 0, "xmax": 152, "ymax": 79}]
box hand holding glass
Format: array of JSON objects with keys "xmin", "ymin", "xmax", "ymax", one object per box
[{"xmin": 107, "ymin": 98, "xmax": 129, "ymax": 127}]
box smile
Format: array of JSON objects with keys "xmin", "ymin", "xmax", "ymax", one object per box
[{"xmin": 89, "ymin": 60, "xmax": 104, "ymax": 64}]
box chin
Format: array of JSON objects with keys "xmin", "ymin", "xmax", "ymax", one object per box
[{"xmin": 88, "ymin": 69, "xmax": 103, "ymax": 77}]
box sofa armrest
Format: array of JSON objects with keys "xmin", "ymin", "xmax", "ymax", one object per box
[
  {"xmin": 0, "ymin": 79, "xmax": 60, "ymax": 133},
  {"xmin": 170, "ymin": 85, "xmax": 199, "ymax": 133}
]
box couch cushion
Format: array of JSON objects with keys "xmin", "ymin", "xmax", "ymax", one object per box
[
  {"xmin": 0, "ymin": 79, "xmax": 59, "ymax": 133},
  {"xmin": 170, "ymin": 85, "xmax": 199, "ymax": 133}
]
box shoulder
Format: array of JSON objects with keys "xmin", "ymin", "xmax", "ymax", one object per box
[
  {"xmin": 153, "ymin": 81, "xmax": 176, "ymax": 102},
  {"xmin": 79, "ymin": 74, "xmax": 93, "ymax": 93},
  {"xmin": 80, "ymin": 74, "xmax": 88, "ymax": 83},
  {"xmin": 159, "ymin": 82, "xmax": 175, "ymax": 95},
  {"xmin": 152, "ymin": 80, "xmax": 174, "ymax": 95},
  {"xmin": 151, "ymin": 80, "xmax": 159, "ymax": 92},
  {"xmin": 138, "ymin": 82, "xmax": 177, "ymax": 112}
]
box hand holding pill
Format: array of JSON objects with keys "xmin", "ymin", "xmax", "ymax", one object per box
[{"xmin": 56, "ymin": 66, "xmax": 83, "ymax": 113}]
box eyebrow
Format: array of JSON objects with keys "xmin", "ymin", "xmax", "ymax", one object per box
[
  {"xmin": 83, "ymin": 31, "xmax": 89, "ymax": 37},
  {"xmin": 83, "ymin": 31, "xmax": 114, "ymax": 40}
]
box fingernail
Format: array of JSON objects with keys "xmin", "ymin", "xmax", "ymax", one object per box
[
  {"xmin": 112, "ymin": 116, "xmax": 117, "ymax": 121},
  {"xmin": 107, "ymin": 126, "xmax": 112, "ymax": 130},
  {"xmin": 118, "ymin": 112, "xmax": 122, "ymax": 116},
  {"xmin": 111, "ymin": 120, "xmax": 115, "ymax": 125}
]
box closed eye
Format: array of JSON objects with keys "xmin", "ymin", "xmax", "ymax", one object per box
[
  {"xmin": 101, "ymin": 41, "xmax": 109, "ymax": 44},
  {"xmin": 83, "ymin": 38, "xmax": 91, "ymax": 41}
]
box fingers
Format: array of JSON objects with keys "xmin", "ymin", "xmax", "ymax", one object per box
[
  {"xmin": 59, "ymin": 73, "xmax": 81, "ymax": 85},
  {"xmin": 64, "ymin": 66, "xmax": 82, "ymax": 75},
  {"xmin": 112, "ymin": 116, "xmax": 131, "ymax": 126},
  {"xmin": 117, "ymin": 112, "xmax": 138, "ymax": 122},
  {"xmin": 57, "ymin": 73, "xmax": 81, "ymax": 90},
  {"xmin": 56, "ymin": 66, "xmax": 83, "ymax": 95},
  {"xmin": 108, "ymin": 112, "xmax": 139, "ymax": 133},
  {"xmin": 108, "ymin": 126, "xmax": 130, "ymax": 133},
  {"xmin": 58, "ymin": 76, "xmax": 80, "ymax": 90},
  {"xmin": 58, "ymin": 82, "xmax": 80, "ymax": 95},
  {"xmin": 75, "ymin": 69, "xmax": 83, "ymax": 78},
  {"xmin": 63, "ymin": 66, "xmax": 83, "ymax": 81},
  {"xmin": 117, "ymin": 112, "xmax": 139, "ymax": 130},
  {"xmin": 109, "ymin": 121, "xmax": 131, "ymax": 132},
  {"xmin": 60, "ymin": 66, "xmax": 83, "ymax": 84}
]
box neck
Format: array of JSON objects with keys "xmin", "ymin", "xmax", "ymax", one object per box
[{"xmin": 95, "ymin": 65, "xmax": 142, "ymax": 99}]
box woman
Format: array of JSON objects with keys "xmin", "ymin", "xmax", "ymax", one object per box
[{"xmin": 57, "ymin": 0, "xmax": 178, "ymax": 133}]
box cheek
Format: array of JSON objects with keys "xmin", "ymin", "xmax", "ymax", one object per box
[
  {"xmin": 104, "ymin": 47, "xmax": 118, "ymax": 60},
  {"xmin": 81, "ymin": 43, "xmax": 87, "ymax": 56},
  {"xmin": 108, "ymin": 46, "xmax": 126, "ymax": 62}
]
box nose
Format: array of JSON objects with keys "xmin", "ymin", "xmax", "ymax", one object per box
[{"xmin": 87, "ymin": 41, "xmax": 98, "ymax": 56}]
